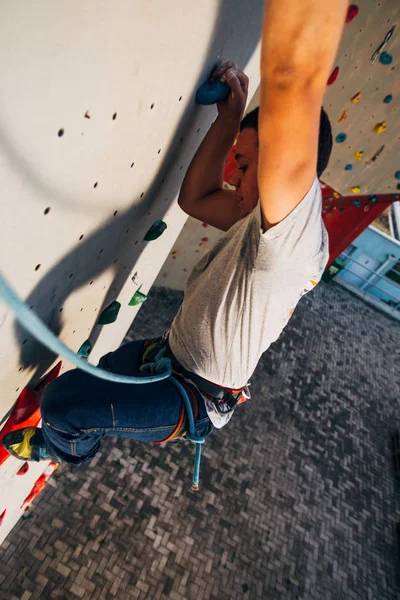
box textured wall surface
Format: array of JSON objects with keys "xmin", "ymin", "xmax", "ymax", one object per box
[
  {"xmin": 322, "ymin": 0, "xmax": 399, "ymax": 196},
  {"xmin": 0, "ymin": 0, "xmax": 263, "ymax": 543}
]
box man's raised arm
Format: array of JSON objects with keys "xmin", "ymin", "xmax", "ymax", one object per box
[{"xmin": 258, "ymin": 0, "xmax": 348, "ymax": 231}]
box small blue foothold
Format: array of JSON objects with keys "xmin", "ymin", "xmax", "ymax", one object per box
[
  {"xmin": 379, "ymin": 52, "xmax": 393, "ymax": 65},
  {"xmin": 383, "ymin": 94, "xmax": 392, "ymax": 104},
  {"xmin": 195, "ymin": 80, "xmax": 230, "ymax": 105},
  {"xmin": 395, "ymin": 171, "xmax": 400, "ymax": 180},
  {"xmin": 369, "ymin": 195, "xmax": 378, "ymax": 203},
  {"xmin": 351, "ymin": 200, "xmax": 361, "ymax": 207},
  {"xmin": 335, "ymin": 133, "xmax": 347, "ymax": 143},
  {"xmin": 345, "ymin": 164, "xmax": 353, "ymax": 171},
  {"xmin": 78, "ymin": 340, "xmax": 92, "ymax": 359}
]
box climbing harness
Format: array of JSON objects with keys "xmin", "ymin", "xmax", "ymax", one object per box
[
  {"xmin": 0, "ymin": 273, "xmax": 206, "ymax": 489},
  {"xmin": 140, "ymin": 338, "xmax": 205, "ymax": 490}
]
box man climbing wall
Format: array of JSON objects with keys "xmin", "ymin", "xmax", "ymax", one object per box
[{"xmin": 4, "ymin": 0, "xmax": 348, "ymax": 487}]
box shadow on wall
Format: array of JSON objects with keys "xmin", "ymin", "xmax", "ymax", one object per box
[{"xmin": 2, "ymin": 0, "xmax": 263, "ymax": 385}]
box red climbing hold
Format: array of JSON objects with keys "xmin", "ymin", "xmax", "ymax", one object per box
[
  {"xmin": 346, "ymin": 5, "xmax": 359, "ymax": 23},
  {"xmin": 327, "ymin": 66, "xmax": 339, "ymax": 86},
  {"xmin": 0, "ymin": 362, "xmax": 62, "ymax": 466},
  {"xmin": 201, "ymin": 237, "xmax": 209, "ymax": 242},
  {"xmin": 202, "ymin": 223, "xmax": 208, "ymax": 228},
  {"xmin": 17, "ymin": 462, "xmax": 30, "ymax": 476},
  {"xmin": 0, "ymin": 510, "xmax": 6, "ymax": 527}
]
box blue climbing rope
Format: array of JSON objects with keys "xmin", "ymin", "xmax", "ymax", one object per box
[
  {"xmin": 0, "ymin": 273, "xmax": 170, "ymax": 385},
  {"xmin": 140, "ymin": 347, "xmax": 205, "ymax": 490},
  {"xmin": 0, "ymin": 272, "xmax": 204, "ymax": 489}
]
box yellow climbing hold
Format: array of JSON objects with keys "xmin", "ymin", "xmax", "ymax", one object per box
[
  {"xmin": 338, "ymin": 109, "xmax": 348, "ymax": 123},
  {"xmin": 350, "ymin": 92, "xmax": 362, "ymax": 104},
  {"xmin": 350, "ymin": 186, "xmax": 361, "ymax": 194},
  {"xmin": 373, "ymin": 121, "xmax": 387, "ymax": 134},
  {"xmin": 333, "ymin": 192, "xmax": 341, "ymax": 199},
  {"xmin": 354, "ymin": 150, "xmax": 364, "ymax": 161}
]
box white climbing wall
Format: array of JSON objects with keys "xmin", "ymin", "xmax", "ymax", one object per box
[
  {"xmin": 156, "ymin": 0, "xmax": 400, "ymax": 292},
  {"xmin": 0, "ymin": 1, "xmax": 263, "ymax": 543}
]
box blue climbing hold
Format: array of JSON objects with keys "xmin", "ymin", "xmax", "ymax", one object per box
[
  {"xmin": 195, "ymin": 79, "xmax": 230, "ymax": 105},
  {"xmin": 335, "ymin": 133, "xmax": 347, "ymax": 143},
  {"xmin": 379, "ymin": 52, "xmax": 393, "ymax": 65},
  {"xmin": 369, "ymin": 195, "xmax": 378, "ymax": 203},
  {"xmin": 77, "ymin": 340, "xmax": 92, "ymax": 359},
  {"xmin": 351, "ymin": 200, "xmax": 361, "ymax": 207},
  {"xmin": 383, "ymin": 94, "xmax": 393, "ymax": 103},
  {"xmin": 345, "ymin": 164, "xmax": 353, "ymax": 171},
  {"xmin": 395, "ymin": 171, "xmax": 400, "ymax": 180}
]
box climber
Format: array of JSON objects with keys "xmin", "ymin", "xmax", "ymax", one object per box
[{"xmin": 4, "ymin": 0, "xmax": 348, "ymax": 466}]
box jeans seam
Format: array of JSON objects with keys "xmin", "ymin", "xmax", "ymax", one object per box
[
  {"xmin": 110, "ymin": 403, "xmax": 116, "ymax": 427},
  {"xmin": 80, "ymin": 425, "xmax": 177, "ymax": 434}
]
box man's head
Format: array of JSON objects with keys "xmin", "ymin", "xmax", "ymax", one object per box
[{"xmin": 228, "ymin": 107, "xmax": 332, "ymax": 217}]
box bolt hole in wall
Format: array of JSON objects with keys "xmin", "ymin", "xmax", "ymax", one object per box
[
  {"xmin": 79, "ymin": 234, "xmax": 84, "ymax": 241},
  {"xmin": 131, "ymin": 162, "xmax": 135, "ymax": 168},
  {"xmin": 35, "ymin": 264, "xmax": 41, "ymax": 271},
  {"xmin": 44, "ymin": 207, "xmax": 51, "ymax": 215},
  {"xmin": 151, "ymin": 103, "xmax": 155, "ymax": 110},
  {"xmin": 58, "ymin": 129, "xmax": 64, "ymax": 137},
  {"xmin": 114, "ymin": 210, "xmax": 118, "ymax": 216},
  {"xmin": 93, "ymin": 182, "xmax": 98, "ymax": 188},
  {"xmin": 112, "ymin": 113, "xmax": 117, "ymax": 120}
]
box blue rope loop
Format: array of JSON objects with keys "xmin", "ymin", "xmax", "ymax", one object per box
[
  {"xmin": 0, "ymin": 273, "xmax": 204, "ymax": 489},
  {"xmin": 142, "ymin": 345, "xmax": 205, "ymax": 490}
]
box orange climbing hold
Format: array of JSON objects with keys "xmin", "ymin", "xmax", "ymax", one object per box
[
  {"xmin": 338, "ymin": 109, "xmax": 348, "ymax": 123},
  {"xmin": 373, "ymin": 121, "xmax": 387, "ymax": 134},
  {"xmin": 350, "ymin": 92, "xmax": 362, "ymax": 104}
]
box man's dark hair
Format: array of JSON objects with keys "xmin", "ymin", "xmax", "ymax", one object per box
[{"xmin": 240, "ymin": 106, "xmax": 332, "ymax": 178}]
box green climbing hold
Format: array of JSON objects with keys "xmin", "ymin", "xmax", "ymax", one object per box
[
  {"xmin": 98, "ymin": 301, "xmax": 121, "ymax": 325},
  {"xmin": 77, "ymin": 340, "xmax": 92, "ymax": 358},
  {"xmin": 144, "ymin": 220, "xmax": 167, "ymax": 241},
  {"xmin": 129, "ymin": 290, "xmax": 147, "ymax": 306}
]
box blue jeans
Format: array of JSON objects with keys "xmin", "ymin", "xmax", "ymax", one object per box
[{"xmin": 40, "ymin": 340, "xmax": 214, "ymax": 464}]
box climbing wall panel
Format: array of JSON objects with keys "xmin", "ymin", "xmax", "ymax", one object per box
[
  {"xmin": 322, "ymin": 0, "xmax": 399, "ymax": 196},
  {"xmin": 0, "ymin": 0, "xmax": 263, "ymax": 543}
]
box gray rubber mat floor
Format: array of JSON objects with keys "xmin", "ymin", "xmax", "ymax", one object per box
[{"xmin": 1, "ymin": 281, "xmax": 400, "ymax": 600}]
